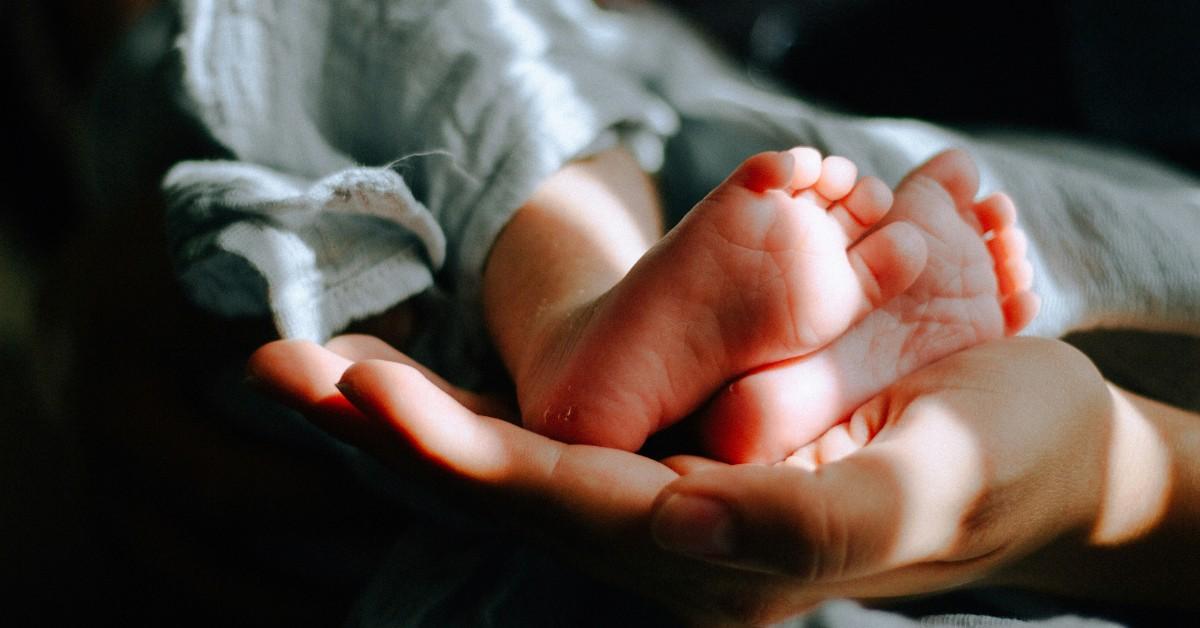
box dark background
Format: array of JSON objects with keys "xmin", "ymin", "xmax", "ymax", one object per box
[{"xmin": 3, "ymin": 1, "xmax": 1197, "ymax": 625}]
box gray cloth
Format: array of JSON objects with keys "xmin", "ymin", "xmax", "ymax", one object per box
[{"xmin": 164, "ymin": 0, "xmax": 677, "ymax": 344}]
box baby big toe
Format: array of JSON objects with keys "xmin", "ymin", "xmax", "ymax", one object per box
[
  {"xmin": 847, "ymin": 221, "xmax": 928, "ymax": 310},
  {"xmin": 730, "ymin": 150, "xmax": 812, "ymax": 193},
  {"xmin": 904, "ymin": 149, "xmax": 980, "ymax": 209}
]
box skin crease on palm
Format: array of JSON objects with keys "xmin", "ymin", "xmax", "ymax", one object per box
[{"xmin": 248, "ymin": 334, "xmax": 1199, "ymax": 626}]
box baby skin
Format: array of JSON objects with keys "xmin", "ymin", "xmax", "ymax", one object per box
[
  {"xmin": 701, "ymin": 149, "xmax": 1039, "ymax": 462},
  {"xmin": 487, "ymin": 147, "xmax": 1036, "ymax": 461}
]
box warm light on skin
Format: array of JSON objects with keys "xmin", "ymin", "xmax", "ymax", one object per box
[
  {"xmin": 1090, "ymin": 384, "xmax": 1173, "ymax": 545},
  {"xmin": 871, "ymin": 399, "xmax": 986, "ymax": 567},
  {"xmin": 529, "ymin": 157, "xmax": 658, "ymax": 285},
  {"xmin": 481, "ymin": 146, "xmax": 662, "ymax": 404},
  {"xmin": 784, "ymin": 395, "xmax": 989, "ymax": 571},
  {"xmin": 375, "ymin": 364, "xmax": 546, "ymax": 486}
]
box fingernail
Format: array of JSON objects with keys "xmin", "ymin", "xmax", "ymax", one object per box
[
  {"xmin": 334, "ymin": 379, "xmax": 359, "ymax": 400},
  {"xmin": 652, "ymin": 494, "xmax": 736, "ymax": 558}
]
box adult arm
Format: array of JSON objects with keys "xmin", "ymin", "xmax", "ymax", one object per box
[{"xmin": 993, "ymin": 385, "xmax": 1200, "ymax": 605}]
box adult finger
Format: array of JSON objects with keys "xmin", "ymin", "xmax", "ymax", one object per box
[
  {"xmin": 325, "ymin": 334, "xmax": 515, "ymax": 420},
  {"xmin": 336, "ymin": 359, "xmax": 679, "ymax": 532},
  {"xmin": 245, "ymin": 339, "xmax": 387, "ymax": 446},
  {"xmin": 650, "ymin": 397, "xmax": 986, "ymax": 582},
  {"xmin": 335, "ymin": 360, "xmax": 828, "ymax": 624},
  {"xmin": 661, "ymin": 455, "xmax": 729, "ymax": 476},
  {"xmin": 247, "ymin": 339, "xmax": 350, "ymax": 406}
]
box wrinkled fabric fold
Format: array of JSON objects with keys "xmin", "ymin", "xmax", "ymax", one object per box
[{"xmin": 166, "ymin": 0, "xmax": 678, "ymax": 341}]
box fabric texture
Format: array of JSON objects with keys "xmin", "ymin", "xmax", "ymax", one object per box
[{"xmin": 165, "ymin": 0, "xmax": 678, "ymax": 342}]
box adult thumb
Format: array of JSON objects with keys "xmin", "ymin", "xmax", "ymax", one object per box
[{"xmin": 649, "ymin": 426, "xmax": 977, "ymax": 581}]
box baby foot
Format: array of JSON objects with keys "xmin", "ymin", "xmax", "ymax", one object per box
[
  {"xmin": 520, "ymin": 148, "xmax": 928, "ymax": 451},
  {"xmin": 699, "ymin": 149, "xmax": 1040, "ymax": 463}
]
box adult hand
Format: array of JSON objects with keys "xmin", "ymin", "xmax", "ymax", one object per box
[
  {"xmin": 247, "ymin": 335, "xmax": 820, "ymax": 625},
  {"xmin": 249, "ymin": 335, "xmax": 1187, "ymax": 623},
  {"xmin": 650, "ymin": 337, "xmax": 1174, "ymax": 605}
]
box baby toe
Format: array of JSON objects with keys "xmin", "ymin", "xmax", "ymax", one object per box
[
  {"xmin": 986, "ymin": 226, "xmax": 1028, "ymax": 267},
  {"xmin": 1002, "ymin": 290, "xmax": 1041, "ymax": 335},
  {"xmin": 830, "ymin": 176, "xmax": 893, "ymax": 242},
  {"xmin": 814, "ymin": 155, "xmax": 858, "ymax": 201},
  {"xmin": 972, "ymin": 192, "xmax": 1018, "ymax": 233},
  {"xmin": 997, "ymin": 256, "xmax": 1035, "ymax": 296},
  {"xmin": 785, "ymin": 146, "xmax": 824, "ymax": 190}
]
